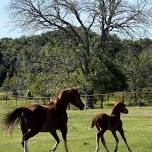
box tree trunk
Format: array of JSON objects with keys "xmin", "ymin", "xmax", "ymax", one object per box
[{"xmin": 85, "ymin": 85, "xmax": 94, "ymax": 109}]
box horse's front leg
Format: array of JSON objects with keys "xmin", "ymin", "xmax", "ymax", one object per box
[
  {"xmin": 50, "ymin": 131, "xmax": 60, "ymax": 152},
  {"xmin": 60, "ymin": 125, "xmax": 69, "ymax": 152},
  {"xmin": 119, "ymin": 128, "xmax": 132, "ymax": 152},
  {"xmin": 111, "ymin": 131, "xmax": 119, "ymax": 152}
]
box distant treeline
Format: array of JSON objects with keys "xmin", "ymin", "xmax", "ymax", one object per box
[{"xmin": 0, "ymin": 30, "xmax": 152, "ymax": 96}]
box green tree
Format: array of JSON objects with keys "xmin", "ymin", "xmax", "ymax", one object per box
[
  {"xmin": 118, "ymin": 39, "xmax": 152, "ymax": 91},
  {"xmin": 6, "ymin": 0, "xmax": 152, "ymax": 107}
]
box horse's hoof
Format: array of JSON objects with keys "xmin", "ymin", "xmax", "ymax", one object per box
[{"xmin": 128, "ymin": 148, "xmax": 132, "ymax": 152}]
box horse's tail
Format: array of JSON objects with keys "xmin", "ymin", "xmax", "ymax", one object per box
[
  {"xmin": 91, "ymin": 117, "xmax": 96, "ymax": 128},
  {"xmin": 4, "ymin": 107, "xmax": 26, "ymax": 132}
]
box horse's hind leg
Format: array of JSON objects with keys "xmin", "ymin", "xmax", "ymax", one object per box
[
  {"xmin": 111, "ymin": 131, "xmax": 119, "ymax": 152},
  {"xmin": 50, "ymin": 131, "xmax": 60, "ymax": 152},
  {"xmin": 96, "ymin": 129, "xmax": 109, "ymax": 152},
  {"xmin": 20, "ymin": 119, "xmax": 28, "ymax": 147},
  {"xmin": 23, "ymin": 129, "xmax": 39, "ymax": 152},
  {"xmin": 95, "ymin": 132, "xmax": 100, "ymax": 152},
  {"xmin": 119, "ymin": 129, "xmax": 132, "ymax": 152},
  {"xmin": 100, "ymin": 135, "xmax": 109, "ymax": 152},
  {"xmin": 23, "ymin": 140, "xmax": 29, "ymax": 152}
]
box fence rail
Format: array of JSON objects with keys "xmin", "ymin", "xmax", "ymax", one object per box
[{"xmin": 0, "ymin": 91, "xmax": 152, "ymax": 109}]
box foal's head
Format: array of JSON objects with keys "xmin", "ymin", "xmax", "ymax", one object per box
[
  {"xmin": 59, "ymin": 87, "xmax": 84, "ymax": 110},
  {"xmin": 112, "ymin": 100, "xmax": 128, "ymax": 114}
]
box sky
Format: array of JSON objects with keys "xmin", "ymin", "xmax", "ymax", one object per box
[
  {"xmin": 0, "ymin": 0, "xmax": 22, "ymax": 38},
  {"xmin": 0, "ymin": 0, "xmax": 33, "ymax": 38}
]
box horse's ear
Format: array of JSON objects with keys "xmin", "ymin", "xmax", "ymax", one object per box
[
  {"xmin": 119, "ymin": 95, "xmax": 124, "ymax": 103},
  {"xmin": 73, "ymin": 86, "xmax": 79, "ymax": 91}
]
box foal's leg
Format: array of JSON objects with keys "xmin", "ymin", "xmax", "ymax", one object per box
[
  {"xmin": 111, "ymin": 131, "xmax": 119, "ymax": 152},
  {"xmin": 96, "ymin": 129, "xmax": 109, "ymax": 152},
  {"xmin": 100, "ymin": 135, "xmax": 109, "ymax": 152},
  {"xmin": 119, "ymin": 129, "xmax": 132, "ymax": 152},
  {"xmin": 50, "ymin": 130, "xmax": 60, "ymax": 152},
  {"xmin": 60, "ymin": 126, "xmax": 69, "ymax": 152},
  {"xmin": 95, "ymin": 133, "xmax": 100, "ymax": 152}
]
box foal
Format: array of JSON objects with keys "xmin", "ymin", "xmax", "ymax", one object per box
[
  {"xmin": 4, "ymin": 87, "xmax": 84, "ymax": 152},
  {"xmin": 91, "ymin": 100, "xmax": 132, "ymax": 152}
]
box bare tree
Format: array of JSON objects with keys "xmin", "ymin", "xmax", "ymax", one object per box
[
  {"xmin": 8, "ymin": 0, "xmax": 152, "ymax": 108},
  {"xmin": 90, "ymin": 0, "xmax": 152, "ymax": 66},
  {"xmin": 94, "ymin": 0, "xmax": 152, "ymax": 39}
]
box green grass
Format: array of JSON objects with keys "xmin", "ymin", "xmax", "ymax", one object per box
[{"xmin": 0, "ymin": 105, "xmax": 152, "ymax": 152}]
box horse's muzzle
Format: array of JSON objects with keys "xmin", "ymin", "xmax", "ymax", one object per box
[
  {"xmin": 124, "ymin": 109, "xmax": 128, "ymax": 114},
  {"xmin": 79, "ymin": 103, "xmax": 85, "ymax": 110}
]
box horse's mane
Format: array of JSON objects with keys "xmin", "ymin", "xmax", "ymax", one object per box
[
  {"xmin": 47, "ymin": 87, "xmax": 76, "ymax": 106},
  {"xmin": 47, "ymin": 96, "xmax": 60, "ymax": 106},
  {"xmin": 111, "ymin": 99, "xmax": 124, "ymax": 114}
]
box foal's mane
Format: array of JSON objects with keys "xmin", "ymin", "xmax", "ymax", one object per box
[{"xmin": 111, "ymin": 99, "xmax": 123, "ymax": 114}]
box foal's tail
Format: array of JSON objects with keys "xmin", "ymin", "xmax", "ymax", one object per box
[
  {"xmin": 91, "ymin": 117, "xmax": 96, "ymax": 128},
  {"xmin": 4, "ymin": 107, "xmax": 26, "ymax": 133},
  {"xmin": 91, "ymin": 121, "xmax": 95, "ymax": 128}
]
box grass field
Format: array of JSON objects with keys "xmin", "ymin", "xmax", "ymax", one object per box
[{"xmin": 0, "ymin": 105, "xmax": 152, "ymax": 152}]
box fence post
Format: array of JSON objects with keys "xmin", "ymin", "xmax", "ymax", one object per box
[
  {"xmin": 100, "ymin": 95, "xmax": 104, "ymax": 109},
  {"xmin": 5, "ymin": 96, "xmax": 8, "ymax": 105},
  {"xmin": 15, "ymin": 96, "xmax": 17, "ymax": 107},
  {"xmin": 107, "ymin": 95, "xmax": 109, "ymax": 109},
  {"xmin": 134, "ymin": 92, "xmax": 137, "ymax": 104}
]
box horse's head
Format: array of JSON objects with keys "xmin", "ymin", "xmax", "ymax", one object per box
[
  {"xmin": 59, "ymin": 87, "xmax": 84, "ymax": 110},
  {"xmin": 118, "ymin": 100, "xmax": 128, "ymax": 114},
  {"xmin": 112, "ymin": 100, "xmax": 128, "ymax": 114}
]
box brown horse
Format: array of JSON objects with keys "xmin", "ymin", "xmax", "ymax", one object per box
[
  {"xmin": 4, "ymin": 87, "xmax": 84, "ymax": 152},
  {"xmin": 91, "ymin": 100, "xmax": 132, "ymax": 152}
]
